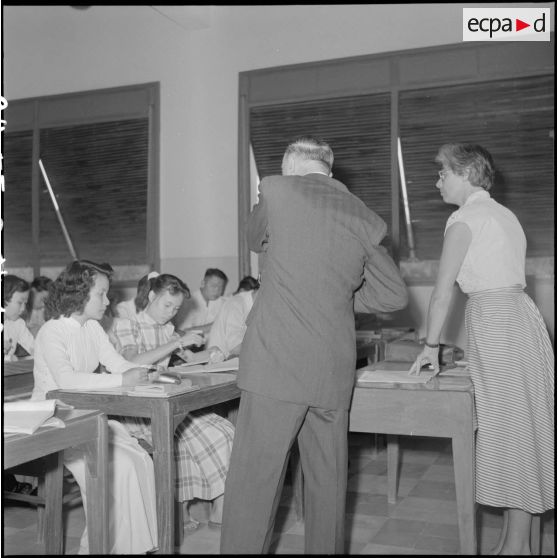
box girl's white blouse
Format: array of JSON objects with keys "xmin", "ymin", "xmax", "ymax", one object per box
[{"xmin": 32, "ymin": 316, "xmax": 136, "ymax": 400}]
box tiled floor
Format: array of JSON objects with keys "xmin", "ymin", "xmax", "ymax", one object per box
[{"xmin": 4, "ymin": 434, "xmax": 555, "ymax": 555}]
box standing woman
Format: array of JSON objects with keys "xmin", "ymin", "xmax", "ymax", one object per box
[
  {"xmin": 31, "ymin": 260, "xmax": 158, "ymax": 554},
  {"xmin": 410, "ymin": 144, "xmax": 554, "ymax": 555},
  {"xmin": 109, "ymin": 273, "xmax": 235, "ymax": 531}
]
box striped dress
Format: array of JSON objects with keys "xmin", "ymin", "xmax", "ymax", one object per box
[
  {"xmin": 447, "ymin": 191, "xmax": 554, "ymax": 514},
  {"xmin": 109, "ymin": 312, "xmax": 235, "ymax": 502}
]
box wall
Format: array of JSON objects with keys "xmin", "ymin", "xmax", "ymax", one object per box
[{"xmin": 3, "ymin": 4, "xmax": 554, "ymax": 338}]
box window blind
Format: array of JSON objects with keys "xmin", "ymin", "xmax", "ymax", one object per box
[
  {"xmin": 250, "ymin": 93, "xmax": 393, "ymax": 246},
  {"xmin": 399, "ymin": 75, "xmax": 554, "ymax": 259},
  {"xmin": 37, "ymin": 119, "xmax": 149, "ymax": 265}
]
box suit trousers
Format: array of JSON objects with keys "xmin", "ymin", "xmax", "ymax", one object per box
[{"xmin": 220, "ymin": 389, "xmax": 348, "ymax": 554}]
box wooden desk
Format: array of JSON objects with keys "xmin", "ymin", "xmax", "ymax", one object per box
[
  {"xmin": 48, "ymin": 373, "xmax": 241, "ymax": 555},
  {"xmin": 4, "ymin": 409, "xmax": 109, "ymax": 554},
  {"xmin": 349, "ymin": 372, "xmax": 476, "ymax": 555}
]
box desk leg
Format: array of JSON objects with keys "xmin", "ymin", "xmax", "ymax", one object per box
[
  {"xmin": 151, "ymin": 405, "xmax": 175, "ymax": 554},
  {"xmin": 43, "ymin": 452, "xmax": 64, "ymax": 554},
  {"xmin": 387, "ymin": 435, "xmax": 399, "ymax": 504},
  {"xmin": 83, "ymin": 414, "xmax": 109, "ymax": 554},
  {"xmin": 452, "ymin": 416, "xmax": 477, "ymax": 554}
]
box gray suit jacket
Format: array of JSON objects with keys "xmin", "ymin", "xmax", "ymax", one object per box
[{"xmin": 238, "ymin": 173, "xmax": 408, "ymax": 410}]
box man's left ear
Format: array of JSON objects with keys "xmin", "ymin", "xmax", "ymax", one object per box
[
  {"xmin": 328, "ymin": 171, "xmax": 332, "ymax": 178},
  {"xmin": 148, "ymin": 290, "xmax": 156, "ymax": 303}
]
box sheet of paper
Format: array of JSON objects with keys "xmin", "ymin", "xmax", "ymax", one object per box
[
  {"xmin": 176, "ymin": 350, "xmax": 210, "ymax": 366},
  {"xmin": 357, "ymin": 360, "xmax": 436, "ymax": 384}
]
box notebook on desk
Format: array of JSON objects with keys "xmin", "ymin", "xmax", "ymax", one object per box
[
  {"xmin": 171, "ymin": 357, "xmax": 239, "ymax": 375},
  {"xmin": 357, "ymin": 360, "xmax": 436, "ymax": 384},
  {"xmin": 61, "ymin": 379, "xmax": 201, "ymax": 398}
]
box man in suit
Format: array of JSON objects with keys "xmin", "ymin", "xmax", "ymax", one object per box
[{"xmin": 220, "ymin": 137, "xmax": 408, "ymax": 554}]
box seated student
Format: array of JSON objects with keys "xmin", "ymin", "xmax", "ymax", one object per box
[
  {"xmin": 176, "ymin": 268, "xmax": 228, "ymax": 334},
  {"xmin": 3, "ymin": 274, "xmax": 34, "ymax": 361},
  {"xmin": 109, "ymin": 273, "xmax": 235, "ymax": 531},
  {"xmin": 205, "ymin": 276, "xmax": 260, "ymax": 363},
  {"xmin": 31, "ymin": 260, "xmax": 158, "ymax": 554},
  {"xmin": 114, "ymin": 271, "xmax": 160, "ymax": 321},
  {"xmin": 3, "ymin": 275, "xmax": 37, "ymax": 494},
  {"xmin": 25, "ymin": 276, "xmax": 53, "ymax": 337}
]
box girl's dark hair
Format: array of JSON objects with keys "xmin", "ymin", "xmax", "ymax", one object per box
[
  {"xmin": 44, "ymin": 260, "xmax": 113, "ymax": 320},
  {"xmin": 234, "ymin": 275, "xmax": 260, "ymax": 294},
  {"xmin": 25, "ymin": 276, "xmax": 54, "ymax": 316},
  {"xmin": 2, "ymin": 275, "xmax": 30, "ymax": 305},
  {"xmin": 134, "ymin": 273, "xmax": 190, "ymax": 312}
]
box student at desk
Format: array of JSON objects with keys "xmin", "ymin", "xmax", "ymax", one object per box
[
  {"xmin": 109, "ymin": 273, "xmax": 235, "ymax": 531},
  {"xmin": 3, "ymin": 274, "xmax": 34, "ymax": 361},
  {"xmin": 25, "ymin": 276, "xmax": 53, "ymax": 338},
  {"xmin": 175, "ymin": 268, "xmax": 228, "ymax": 334},
  {"xmin": 31, "ymin": 260, "xmax": 158, "ymax": 554},
  {"xmin": 204, "ymin": 276, "xmax": 259, "ymax": 363}
]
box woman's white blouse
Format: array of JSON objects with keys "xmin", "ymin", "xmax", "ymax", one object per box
[
  {"xmin": 32, "ymin": 316, "xmax": 137, "ymax": 400},
  {"xmin": 445, "ymin": 190, "xmax": 526, "ymax": 294}
]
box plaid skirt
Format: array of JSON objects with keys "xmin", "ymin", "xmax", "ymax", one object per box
[
  {"xmin": 118, "ymin": 410, "xmax": 235, "ymax": 502},
  {"xmin": 466, "ymin": 286, "xmax": 554, "ymax": 513}
]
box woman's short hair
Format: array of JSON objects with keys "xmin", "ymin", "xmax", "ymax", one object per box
[
  {"xmin": 435, "ymin": 143, "xmax": 495, "ymax": 191},
  {"xmin": 26, "ymin": 276, "xmax": 54, "ymax": 316},
  {"xmin": 134, "ymin": 273, "xmax": 190, "ymax": 312},
  {"xmin": 3, "ymin": 274, "xmax": 30, "ymax": 305},
  {"xmin": 283, "ymin": 136, "xmax": 334, "ymax": 174},
  {"xmin": 234, "ymin": 276, "xmax": 260, "ymax": 294},
  {"xmin": 45, "ymin": 260, "xmax": 113, "ymax": 321}
]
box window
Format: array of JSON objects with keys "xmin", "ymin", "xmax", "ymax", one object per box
[
  {"xmin": 238, "ymin": 40, "xmax": 554, "ymax": 278},
  {"xmin": 3, "ymin": 83, "xmax": 160, "ymax": 277}
]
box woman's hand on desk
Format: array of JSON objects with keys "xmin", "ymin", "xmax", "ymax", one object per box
[
  {"xmin": 409, "ymin": 346, "xmax": 440, "ymax": 376},
  {"xmin": 121, "ymin": 367, "xmax": 150, "ymax": 386}
]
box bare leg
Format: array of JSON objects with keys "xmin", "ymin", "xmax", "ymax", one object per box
[
  {"xmin": 488, "ymin": 509, "xmax": 509, "ymax": 555},
  {"xmin": 499, "ymin": 508, "xmax": 532, "ymax": 555},
  {"xmin": 183, "ymin": 500, "xmax": 200, "ymax": 532},
  {"xmin": 209, "ymin": 494, "xmax": 224, "ymax": 524}
]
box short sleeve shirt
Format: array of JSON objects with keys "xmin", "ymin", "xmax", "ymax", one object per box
[{"xmin": 445, "ymin": 190, "xmax": 526, "ymax": 293}]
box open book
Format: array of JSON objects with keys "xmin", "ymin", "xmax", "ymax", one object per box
[
  {"xmin": 4, "ymin": 399, "xmax": 73, "ymax": 435},
  {"xmin": 171, "ymin": 357, "xmax": 239, "ymax": 375}
]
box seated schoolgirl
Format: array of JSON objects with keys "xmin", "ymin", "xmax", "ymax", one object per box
[
  {"xmin": 3, "ymin": 274, "xmax": 34, "ymax": 361},
  {"xmin": 31, "ymin": 260, "xmax": 158, "ymax": 554},
  {"xmin": 25, "ymin": 276, "xmax": 53, "ymax": 337},
  {"xmin": 109, "ymin": 273, "xmax": 235, "ymax": 532}
]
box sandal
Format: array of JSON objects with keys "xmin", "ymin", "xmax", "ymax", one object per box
[
  {"xmin": 184, "ymin": 518, "xmax": 200, "ymax": 533},
  {"xmin": 208, "ymin": 521, "xmax": 222, "ymax": 530}
]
